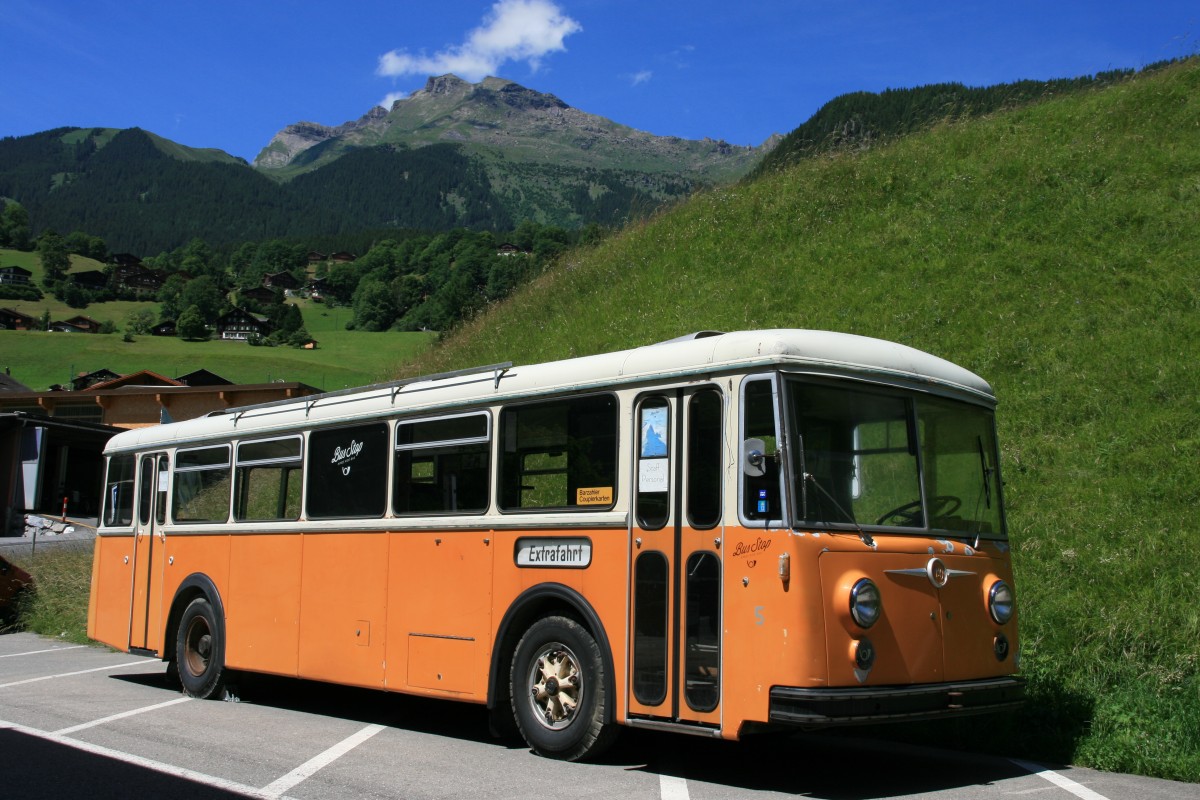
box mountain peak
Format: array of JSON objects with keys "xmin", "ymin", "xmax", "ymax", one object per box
[{"xmin": 252, "ymin": 74, "xmax": 764, "ymax": 181}]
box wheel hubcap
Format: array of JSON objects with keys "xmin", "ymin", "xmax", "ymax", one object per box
[
  {"xmin": 184, "ymin": 618, "xmax": 211, "ymax": 676},
  {"xmin": 527, "ymin": 645, "xmax": 582, "ymax": 730}
]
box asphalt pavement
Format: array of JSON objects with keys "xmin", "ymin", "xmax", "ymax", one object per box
[{"xmin": 2, "ymin": 631, "xmax": 1198, "ymax": 799}]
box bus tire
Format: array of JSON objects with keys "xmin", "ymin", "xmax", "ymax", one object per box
[
  {"xmin": 176, "ymin": 596, "xmax": 226, "ymax": 699},
  {"xmin": 510, "ymin": 615, "xmax": 617, "ymax": 761}
]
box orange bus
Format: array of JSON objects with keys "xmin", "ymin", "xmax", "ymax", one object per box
[{"xmin": 87, "ymin": 329, "xmax": 1022, "ymax": 760}]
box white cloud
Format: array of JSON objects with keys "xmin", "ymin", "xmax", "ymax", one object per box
[
  {"xmin": 376, "ymin": 0, "xmax": 582, "ymax": 82},
  {"xmin": 378, "ymin": 91, "xmax": 408, "ymax": 110},
  {"xmin": 630, "ymin": 70, "xmax": 653, "ymax": 86}
]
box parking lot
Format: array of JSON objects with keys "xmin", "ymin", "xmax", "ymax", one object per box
[{"xmin": 1, "ymin": 631, "xmax": 1196, "ymax": 799}]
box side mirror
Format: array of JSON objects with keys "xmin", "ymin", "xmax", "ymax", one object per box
[{"xmin": 742, "ymin": 438, "xmax": 767, "ymax": 477}]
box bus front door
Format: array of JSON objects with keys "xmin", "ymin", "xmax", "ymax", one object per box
[
  {"xmin": 628, "ymin": 388, "xmax": 723, "ymax": 728},
  {"xmin": 129, "ymin": 453, "xmax": 168, "ymax": 653}
]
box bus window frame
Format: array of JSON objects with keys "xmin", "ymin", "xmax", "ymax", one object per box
[
  {"xmin": 172, "ymin": 444, "xmax": 233, "ymax": 525},
  {"xmin": 234, "ymin": 434, "xmax": 304, "ymax": 523},
  {"xmin": 497, "ymin": 391, "xmax": 620, "ymax": 515},
  {"xmin": 738, "ymin": 374, "xmax": 786, "ymax": 529},
  {"xmin": 305, "ymin": 421, "xmax": 390, "ymax": 520},
  {"xmin": 392, "ymin": 409, "xmax": 492, "ymax": 517}
]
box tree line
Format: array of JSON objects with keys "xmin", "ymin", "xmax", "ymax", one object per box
[{"xmin": 1, "ymin": 209, "xmax": 602, "ymax": 340}]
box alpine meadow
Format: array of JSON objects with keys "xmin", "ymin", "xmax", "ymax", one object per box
[{"xmin": 396, "ymin": 59, "xmax": 1200, "ymax": 779}]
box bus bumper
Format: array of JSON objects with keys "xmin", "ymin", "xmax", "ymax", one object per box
[{"xmin": 769, "ymin": 677, "xmax": 1025, "ymax": 726}]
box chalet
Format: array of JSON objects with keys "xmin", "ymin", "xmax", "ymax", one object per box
[
  {"xmin": 329, "ymin": 251, "xmax": 357, "ymax": 263},
  {"xmin": 263, "ymin": 271, "xmax": 300, "ymax": 291},
  {"xmin": 216, "ymin": 307, "xmax": 272, "ymax": 341},
  {"xmin": 120, "ymin": 267, "xmax": 168, "ymax": 293},
  {"xmin": 496, "ymin": 243, "xmax": 529, "ymax": 257},
  {"xmin": 49, "ymin": 320, "xmax": 93, "ymax": 333},
  {"xmin": 63, "ymin": 315, "xmax": 102, "ymax": 334},
  {"xmin": 307, "ymin": 277, "xmax": 330, "ymax": 301},
  {"xmin": 0, "ymin": 308, "xmax": 38, "ymax": 331},
  {"xmin": 70, "ymin": 270, "xmax": 110, "ymax": 291},
  {"xmin": 0, "ymin": 266, "xmax": 33, "ymax": 285},
  {"xmin": 175, "ymin": 369, "xmax": 233, "ymax": 387},
  {"xmin": 108, "ymin": 253, "xmax": 143, "ymax": 269},
  {"xmin": 240, "ymin": 285, "xmax": 278, "ymax": 305},
  {"xmin": 151, "ymin": 320, "xmax": 177, "ymax": 337},
  {"xmin": 306, "ymin": 251, "xmax": 327, "ymax": 263},
  {"xmin": 71, "ymin": 368, "xmax": 121, "ymax": 391}
]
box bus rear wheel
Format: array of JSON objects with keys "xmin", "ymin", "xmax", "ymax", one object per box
[
  {"xmin": 176, "ymin": 596, "xmax": 226, "ymax": 699},
  {"xmin": 510, "ymin": 615, "xmax": 616, "ymax": 761}
]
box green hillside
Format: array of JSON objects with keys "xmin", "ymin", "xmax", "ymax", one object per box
[
  {"xmin": 0, "ymin": 280, "xmax": 433, "ymax": 390},
  {"xmin": 396, "ymin": 60, "xmax": 1200, "ymax": 779}
]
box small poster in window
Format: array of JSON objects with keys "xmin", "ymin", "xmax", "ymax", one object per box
[{"xmin": 641, "ymin": 407, "xmax": 668, "ymax": 458}]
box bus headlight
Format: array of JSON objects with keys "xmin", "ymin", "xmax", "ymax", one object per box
[
  {"xmin": 849, "ymin": 578, "xmax": 881, "ymax": 629},
  {"xmin": 989, "ymin": 580, "xmax": 1014, "ymax": 625}
]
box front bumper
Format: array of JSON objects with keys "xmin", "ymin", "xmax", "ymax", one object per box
[{"xmin": 769, "ymin": 677, "xmax": 1025, "ymax": 726}]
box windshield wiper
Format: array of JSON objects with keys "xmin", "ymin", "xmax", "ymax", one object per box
[
  {"xmin": 803, "ymin": 473, "xmax": 875, "ymax": 548},
  {"xmin": 977, "ymin": 436, "xmax": 993, "ymax": 509},
  {"xmin": 975, "ymin": 436, "xmax": 995, "ymax": 550}
]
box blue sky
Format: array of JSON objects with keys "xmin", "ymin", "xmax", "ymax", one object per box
[{"xmin": 1, "ymin": 1, "xmax": 1195, "ymax": 163}]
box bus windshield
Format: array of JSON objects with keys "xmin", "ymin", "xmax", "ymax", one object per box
[{"xmin": 785, "ymin": 380, "xmax": 1004, "ymax": 537}]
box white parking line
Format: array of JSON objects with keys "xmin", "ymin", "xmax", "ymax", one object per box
[
  {"xmin": 260, "ymin": 723, "xmax": 385, "ymax": 798},
  {"xmin": 660, "ymin": 773, "xmax": 690, "ymax": 800},
  {"xmin": 0, "ymin": 718, "xmax": 290, "ymax": 799},
  {"xmin": 0, "ymin": 659, "xmax": 158, "ymax": 689},
  {"xmin": 53, "ymin": 696, "xmax": 192, "ymax": 735},
  {"xmin": 1011, "ymin": 759, "xmax": 1112, "ymax": 800},
  {"xmin": 0, "ymin": 645, "xmax": 87, "ymax": 658}
]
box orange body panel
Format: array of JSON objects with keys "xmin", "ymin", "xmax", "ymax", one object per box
[
  {"xmin": 225, "ymin": 534, "xmax": 302, "ymax": 675},
  {"xmin": 87, "ymin": 534, "xmax": 135, "ymax": 649},
  {"xmin": 385, "ymin": 529, "xmax": 494, "ymax": 697},
  {"xmin": 298, "ymin": 532, "xmax": 389, "ymax": 688}
]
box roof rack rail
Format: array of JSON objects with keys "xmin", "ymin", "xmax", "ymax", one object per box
[{"xmin": 210, "ymin": 361, "xmax": 513, "ymax": 422}]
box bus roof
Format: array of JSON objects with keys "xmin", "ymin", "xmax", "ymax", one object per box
[{"xmin": 103, "ymin": 329, "xmax": 994, "ymax": 454}]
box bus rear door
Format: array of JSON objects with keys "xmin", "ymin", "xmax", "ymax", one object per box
[{"xmin": 129, "ymin": 452, "xmax": 168, "ymax": 653}]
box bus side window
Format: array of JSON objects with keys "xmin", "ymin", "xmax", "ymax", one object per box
[
  {"xmin": 102, "ymin": 454, "xmax": 136, "ymax": 527},
  {"xmin": 394, "ymin": 413, "xmax": 490, "ymax": 515},
  {"xmin": 235, "ymin": 437, "xmax": 302, "ymax": 522},
  {"xmin": 173, "ymin": 446, "xmax": 232, "ymax": 524},
  {"xmin": 306, "ymin": 423, "xmax": 388, "ymax": 519},
  {"xmin": 499, "ymin": 394, "xmax": 618, "ymax": 511},
  {"xmin": 741, "ymin": 379, "xmax": 779, "ymax": 523}
]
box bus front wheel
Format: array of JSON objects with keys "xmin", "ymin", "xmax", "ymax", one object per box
[
  {"xmin": 175, "ymin": 596, "xmax": 226, "ymax": 699},
  {"xmin": 510, "ymin": 616, "xmax": 616, "ymax": 761}
]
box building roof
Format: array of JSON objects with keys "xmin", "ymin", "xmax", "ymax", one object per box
[
  {"xmin": 87, "ymin": 370, "xmax": 183, "ymax": 390},
  {"xmin": 0, "ymin": 372, "xmax": 31, "ymax": 392},
  {"xmin": 175, "ymin": 369, "xmax": 233, "ymax": 386}
]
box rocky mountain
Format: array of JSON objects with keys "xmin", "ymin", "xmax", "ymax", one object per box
[
  {"xmin": 254, "ymin": 75, "xmax": 770, "ymax": 182},
  {"xmin": 0, "ymin": 75, "xmax": 774, "ymax": 253}
]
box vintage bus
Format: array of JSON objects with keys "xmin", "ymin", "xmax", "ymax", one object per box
[{"xmin": 87, "ymin": 329, "xmax": 1022, "ymax": 760}]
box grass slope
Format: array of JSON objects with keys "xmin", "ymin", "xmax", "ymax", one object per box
[{"xmin": 400, "ymin": 60, "xmax": 1200, "ymax": 779}]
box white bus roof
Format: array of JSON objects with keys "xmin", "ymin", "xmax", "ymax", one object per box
[{"xmin": 103, "ymin": 329, "xmax": 994, "ymax": 454}]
